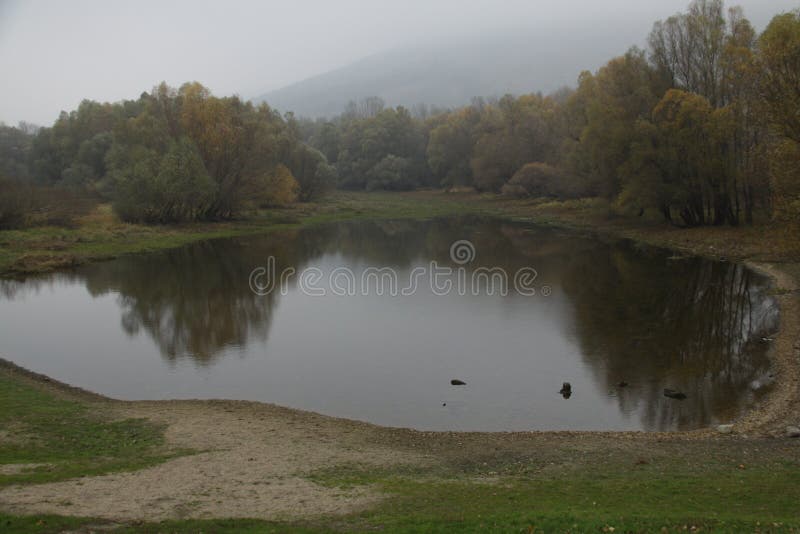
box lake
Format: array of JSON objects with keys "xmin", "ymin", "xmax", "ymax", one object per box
[{"xmin": 0, "ymin": 217, "xmax": 779, "ymax": 431}]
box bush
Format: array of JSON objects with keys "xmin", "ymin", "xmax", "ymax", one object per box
[
  {"xmin": 0, "ymin": 177, "xmax": 35, "ymax": 229},
  {"xmin": 110, "ymin": 138, "xmax": 215, "ymax": 223},
  {"xmin": 366, "ymin": 155, "xmax": 415, "ymax": 191},
  {"xmin": 501, "ymin": 162, "xmax": 582, "ymax": 199},
  {"xmin": 0, "ymin": 176, "xmax": 95, "ymax": 229},
  {"xmin": 288, "ymin": 145, "xmax": 335, "ymax": 201}
]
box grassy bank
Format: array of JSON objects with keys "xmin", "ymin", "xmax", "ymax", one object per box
[
  {"xmin": 0, "ymin": 366, "xmax": 184, "ymax": 488},
  {"xmin": 3, "ymin": 191, "xmax": 800, "ymax": 278},
  {"xmin": 0, "ymin": 192, "xmax": 479, "ymax": 277}
]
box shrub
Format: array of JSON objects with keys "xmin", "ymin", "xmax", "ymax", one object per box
[
  {"xmin": 366, "ymin": 155, "xmax": 415, "ymax": 191},
  {"xmin": 501, "ymin": 162, "xmax": 582, "ymax": 199},
  {"xmin": 110, "ymin": 138, "xmax": 215, "ymax": 223},
  {"xmin": 0, "ymin": 176, "xmax": 35, "ymax": 229},
  {"xmin": 0, "ymin": 176, "xmax": 95, "ymax": 229}
]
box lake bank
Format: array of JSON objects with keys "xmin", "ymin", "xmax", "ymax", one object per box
[
  {"xmin": 1, "ymin": 191, "xmax": 799, "ymax": 530},
  {"xmin": 3, "ymin": 191, "xmax": 800, "ymax": 279}
]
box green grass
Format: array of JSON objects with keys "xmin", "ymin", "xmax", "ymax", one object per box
[
  {"xmin": 4, "ymin": 462, "xmax": 799, "ymax": 532},
  {"xmin": 297, "ymin": 458, "xmax": 800, "ymax": 533},
  {"xmin": 0, "ymin": 373, "xmax": 184, "ymax": 486},
  {"xmin": 359, "ymin": 473, "xmax": 800, "ymax": 532},
  {"xmin": 0, "ymin": 192, "xmax": 489, "ymax": 276}
]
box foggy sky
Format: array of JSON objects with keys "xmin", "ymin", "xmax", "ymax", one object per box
[{"xmin": 0, "ymin": 0, "xmax": 797, "ymax": 126}]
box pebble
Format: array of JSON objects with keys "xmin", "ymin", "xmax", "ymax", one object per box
[
  {"xmin": 787, "ymin": 426, "xmax": 800, "ymax": 438},
  {"xmin": 717, "ymin": 424, "xmax": 734, "ymax": 434}
]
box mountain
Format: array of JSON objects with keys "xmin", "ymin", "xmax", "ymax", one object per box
[{"xmin": 253, "ymin": 25, "xmax": 646, "ymax": 118}]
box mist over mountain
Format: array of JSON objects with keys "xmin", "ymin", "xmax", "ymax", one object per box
[{"xmin": 254, "ymin": 24, "xmax": 646, "ymax": 118}]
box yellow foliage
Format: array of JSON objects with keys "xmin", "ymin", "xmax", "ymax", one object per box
[{"xmin": 261, "ymin": 164, "xmax": 299, "ymax": 206}]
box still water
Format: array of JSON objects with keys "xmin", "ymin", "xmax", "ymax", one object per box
[{"xmin": 0, "ymin": 217, "xmax": 779, "ymax": 431}]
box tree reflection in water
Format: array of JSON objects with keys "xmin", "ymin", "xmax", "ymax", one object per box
[
  {"xmin": 495, "ymin": 223, "xmax": 777, "ymax": 430},
  {"xmin": 0, "ymin": 218, "xmax": 777, "ymax": 430}
]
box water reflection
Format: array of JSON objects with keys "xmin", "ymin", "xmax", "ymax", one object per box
[{"xmin": 0, "ymin": 217, "xmax": 778, "ymax": 431}]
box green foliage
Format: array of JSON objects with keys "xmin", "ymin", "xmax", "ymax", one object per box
[
  {"xmin": 426, "ymin": 107, "xmax": 480, "ymax": 188},
  {"xmin": 366, "ymin": 154, "xmax": 415, "ymax": 191},
  {"xmin": 0, "ymin": 123, "xmax": 35, "ymax": 181},
  {"xmin": 30, "ymin": 100, "xmax": 120, "ymax": 187},
  {"xmin": 287, "ymin": 144, "xmax": 335, "ymax": 201},
  {"xmin": 110, "ymin": 137, "xmax": 216, "ymax": 223},
  {"xmin": 307, "ymin": 104, "xmax": 432, "ymax": 191}
]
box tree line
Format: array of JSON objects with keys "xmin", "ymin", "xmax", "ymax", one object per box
[
  {"xmin": 0, "ymin": 83, "xmax": 334, "ymax": 225},
  {"xmin": 1, "ymin": 0, "xmax": 798, "ymax": 228},
  {"xmin": 298, "ymin": 0, "xmax": 800, "ymax": 226}
]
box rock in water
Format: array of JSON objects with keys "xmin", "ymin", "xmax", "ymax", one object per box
[
  {"xmin": 450, "ymin": 379, "xmax": 466, "ymax": 386},
  {"xmin": 787, "ymin": 426, "xmax": 800, "ymax": 438},
  {"xmin": 663, "ymin": 388, "xmax": 687, "ymax": 400},
  {"xmin": 559, "ymin": 382, "xmax": 572, "ymax": 399}
]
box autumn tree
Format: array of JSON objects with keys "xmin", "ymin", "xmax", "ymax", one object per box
[
  {"xmin": 758, "ymin": 10, "xmax": 800, "ymax": 219},
  {"xmin": 564, "ymin": 48, "xmax": 667, "ymax": 199},
  {"xmin": 469, "ymin": 94, "xmax": 560, "ymax": 192}
]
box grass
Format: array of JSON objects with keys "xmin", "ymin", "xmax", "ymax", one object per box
[
  {"xmin": 5, "ymin": 190, "xmax": 799, "ymax": 277},
  {"xmin": 3, "ymin": 459, "xmax": 799, "ymax": 532},
  {"xmin": 297, "ymin": 452, "xmax": 800, "ymax": 533},
  {"xmin": 0, "ymin": 192, "xmax": 486, "ymax": 276},
  {"xmin": 0, "ymin": 372, "xmax": 184, "ymax": 487}
]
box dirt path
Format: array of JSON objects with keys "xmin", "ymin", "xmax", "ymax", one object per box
[{"xmin": 0, "ymin": 398, "xmax": 429, "ymax": 521}]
